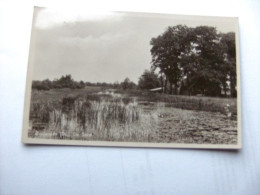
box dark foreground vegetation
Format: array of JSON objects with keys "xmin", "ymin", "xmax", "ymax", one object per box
[{"xmin": 28, "ymin": 87, "xmax": 237, "ymax": 144}]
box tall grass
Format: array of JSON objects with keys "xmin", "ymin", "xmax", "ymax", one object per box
[{"xmin": 28, "ymin": 95, "xmax": 156, "ymax": 142}]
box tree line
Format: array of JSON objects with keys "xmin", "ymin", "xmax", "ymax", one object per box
[
  {"xmin": 32, "ymin": 75, "xmax": 137, "ymax": 90},
  {"xmin": 147, "ymin": 25, "xmax": 236, "ymax": 97},
  {"xmin": 32, "ymin": 75, "xmax": 85, "ymax": 90}
]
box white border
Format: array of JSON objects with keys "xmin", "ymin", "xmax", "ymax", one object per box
[{"xmin": 22, "ymin": 7, "xmax": 242, "ymax": 149}]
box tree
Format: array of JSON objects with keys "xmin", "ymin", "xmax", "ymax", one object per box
[
  {"xmin": 113, "ymin": 81, "xmax": 120, "ymax": 88},
  {"xmin": 220, "ymin": 32, "xmax": 236, "ymax": 97},
  {"xmin": 32, "ymin": 75, "xmax": 85, "ymax": 90},
  {"xmin": 32, "ymin": 80, "xmax": 50, "ymax": 90},
  {"xmin": 121, "ymin": 78, "xmax": 136, "ymax": 90},
  {"xmin": 180, "ymin": 26, "xmax": 226, "ymax": 96},
  {"xmin": 150, "ymin": 25, "xmax": 192, "ymax": 94},
  {"xmin": 138, "ymin": 70, "xmax": 161, "ymax": 90},
  {"xmin": 150, "ymin": 25, "xmax": 236, "ymax": 97},
  {"xmin": 59, "ymin": 75, "xmax": 74, "ymax": 88}
]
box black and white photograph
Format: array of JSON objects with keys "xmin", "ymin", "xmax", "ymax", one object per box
[{"xmin": 22, "ymin": 6, "xmax": 241, "ymax": 149}]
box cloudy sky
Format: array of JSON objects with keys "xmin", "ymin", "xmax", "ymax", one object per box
[{"xmin": 30, "ymin": 7, "xmax": 237, "ymax": 84}]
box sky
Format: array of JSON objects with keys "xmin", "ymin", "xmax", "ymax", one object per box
[{"xmin": 30, "ymin": 7, "xmax": 238, "ymax": 84}]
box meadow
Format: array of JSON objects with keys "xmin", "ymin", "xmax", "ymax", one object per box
[{"xmin": 28, "ymin": 87, "xmax": 237, "ymax": 144}]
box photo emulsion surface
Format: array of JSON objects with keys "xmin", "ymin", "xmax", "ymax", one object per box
[{"xmin": 22, "ymin": 7, "xmax": 241, "ymax": 149}]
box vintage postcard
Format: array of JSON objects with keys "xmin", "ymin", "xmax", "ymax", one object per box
[{"xmin": 22, "ymin": 6, "xmax": 242, "ymax": 149}]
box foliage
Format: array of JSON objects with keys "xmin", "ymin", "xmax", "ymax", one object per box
[
  {"xmin": 120, "ymin": 77, "xmax": 137, "ymax": 90},
  {"xmin": 220, "ymin": 32, "xmax": 237, "ymax": 97},
  {"xmin": 138, "ymin": 70, "xmax": 161, "ymax": 89},
  {"xmin": 29, "ymin": 94, "xmax": 154, "ymax": 141},
  {"xmin": 32, "ymin": 75, "xmax": 138, "ymax": 92},
  {"xmin": 29, "ymin": 88, "xmax": 237, "ymax": 143},
  {"xmin": 150, "ymin": 25, "xmax": 237, "ymax": 97},
  {"xmin": 32, "ymin": 75, "xmax": 85, "ymax": 90}
]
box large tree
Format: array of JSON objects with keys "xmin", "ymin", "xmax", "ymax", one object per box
[
  {"xmin": 150, "ymin": 25, "xmax": 236, "ymax": 97},
  {"xmin": 150, "ymin": 25, "xmax": 191, "ymax": 94},
  {"xmin": 181, "ymin": 26, "xmax": 227, "ymax": 96}
]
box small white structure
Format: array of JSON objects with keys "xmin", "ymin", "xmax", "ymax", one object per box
[{"xmin": 149, "ymin": 87, "xmax": 163, "ymax": 92}]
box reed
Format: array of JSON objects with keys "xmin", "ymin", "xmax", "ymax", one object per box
[{"xmin": 28, "ymin": 95, "xmax": 155, "ymax": 142}]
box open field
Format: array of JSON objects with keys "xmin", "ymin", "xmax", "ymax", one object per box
[{"xmin": 28, "ymin": 87, "xmax": 237, "ymax": 144}]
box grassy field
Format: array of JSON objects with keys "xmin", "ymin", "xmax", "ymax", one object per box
[
  {"xmin": 116, "ymin": 89, "xmax": 237, "ymax": 115},
  {"xmin": 28, "ymin": 87, "xmax": 237, "ymax": 144}
]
